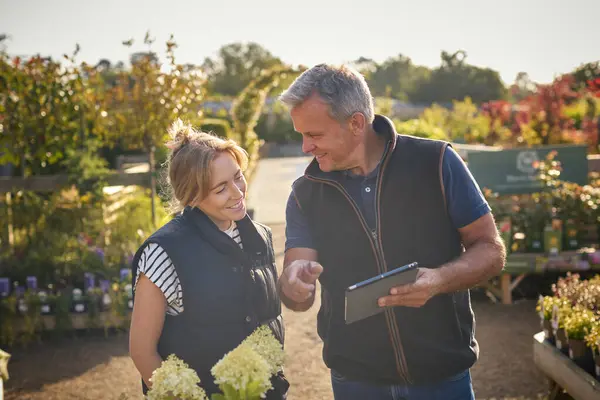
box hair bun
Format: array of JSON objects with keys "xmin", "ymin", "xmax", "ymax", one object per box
[{"xmin": 166, "ymin": 119, "xmax": 193, "ymax": 151}]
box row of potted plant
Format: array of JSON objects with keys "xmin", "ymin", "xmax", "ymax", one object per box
[
  {"xmin": 537, "ymin": 273, "xmax": 600, "ymax": 378},
  {"xmin": 0, "ymin": 270, "xmax": 133, "ymax": 348},
  {"xmin": 487, "ymin": 153, "xmax": 600, "ymax": 256}
]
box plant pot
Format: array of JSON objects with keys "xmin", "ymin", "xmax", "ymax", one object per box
[
  {"xmin": 554, "ymin": 327, "xmax": 569, "ymax": 355},
  {"xmin": 541, "ymin": 319, "xmax": 555, "ymax": 345},
  {"xmin": 544, "ymin": 226, "xmax": 562, "ymax": 254},
  {"xmin": 568, "ymin": 338, "xmax": 595, "ymax": 374},
  {"xmin": 595, "ymin": 353, "xmax": 600, "ymax": 381}
]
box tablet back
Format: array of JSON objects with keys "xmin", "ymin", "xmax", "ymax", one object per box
[{"xmin": 344, "ymin": 267, "xmax": 418, "ymax": 324}]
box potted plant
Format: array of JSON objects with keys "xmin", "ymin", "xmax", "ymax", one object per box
[
  {"xmin": 537, "ymin": 295, "xmax": 559, "ymax": 344},
  {"xmin": 525, "ymin": 197, "xmax": 548, "ymax": 253},
  {"xmin": 551, "ymin": 300, "xmax": 572, "ymax": 354},
  {"xmin": 585, "ymin": 321, "xmax": 600, "ymax": 381},
  {"xmin": 564, "ymin": 306, "xmax": 596, "ymax": 373}
]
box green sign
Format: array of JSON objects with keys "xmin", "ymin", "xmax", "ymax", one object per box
[{"xmin": 467, "ymin": 145, "xmax": 588, "ymax": 195}]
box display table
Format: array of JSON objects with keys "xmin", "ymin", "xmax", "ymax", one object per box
[
  {"xmin": 485, "ymin": 249, "xmax": 600, "ymax": 304},
  {"xmin": 533, "ymin": 332, "xmax": 600, "ymax": 400},
  {"xmin": 15, "ymin": 311, "xmax": 130, "ymax": 332}
]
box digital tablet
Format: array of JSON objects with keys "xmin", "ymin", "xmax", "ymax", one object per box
[{"xmin": 344, "ymin": 262, "xmax": 418, "ymax": 324}]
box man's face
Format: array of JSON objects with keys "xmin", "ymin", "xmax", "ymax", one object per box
[{"xmin": 290, "ymin": 94, "xmax": 359, "ymax": 172}]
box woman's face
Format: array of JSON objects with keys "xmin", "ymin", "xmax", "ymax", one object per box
[{"xmin": 196, "ymin": 152, "xmax": 247, "ymax": 230}]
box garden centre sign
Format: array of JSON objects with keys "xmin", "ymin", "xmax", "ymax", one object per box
[{"xmin": 467, "ymin": 145, "xmax": 588, "ymax": 195}]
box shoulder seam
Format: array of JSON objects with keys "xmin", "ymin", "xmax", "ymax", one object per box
[{"xmin": 439, "ymin": 143, "xmax": 449, "ymax": 215}]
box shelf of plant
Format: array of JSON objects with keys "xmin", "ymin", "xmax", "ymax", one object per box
[{"xmin": 13, "ymin": 311, "xmax": 132, "ymax": 332}]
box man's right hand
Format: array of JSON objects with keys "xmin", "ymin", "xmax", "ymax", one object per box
[{"xmin": 280, "ymin": 259, "xmax": 323, "ymax": 304}]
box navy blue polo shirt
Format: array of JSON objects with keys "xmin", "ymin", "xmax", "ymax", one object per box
[{"xmin": 285, "ymin": 146, "xmax": 491, "ymax": 251}]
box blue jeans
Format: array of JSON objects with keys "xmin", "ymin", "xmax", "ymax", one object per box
[{"xmin": 330, "ymin": 369, "xmax": 475, "ymax": 400}]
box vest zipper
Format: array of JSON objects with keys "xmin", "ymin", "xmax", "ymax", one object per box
[
  {"xmin": 306, "ymin": 141, "xmax": 412, "ymax": 384},
  {"xmin": 373, "ymin": 142, "xmax": 412, "ymax": 384}
]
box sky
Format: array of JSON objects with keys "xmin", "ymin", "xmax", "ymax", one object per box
[{"xmin": 1, "ymin": 0, "xmax": 599, "ymax": 85}]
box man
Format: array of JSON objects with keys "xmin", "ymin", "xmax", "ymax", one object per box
[{"xmin": 278, "ymin": 64, "xmax": 505, "ymax": 400}]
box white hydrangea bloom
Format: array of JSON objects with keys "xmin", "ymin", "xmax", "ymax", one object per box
[
  {"xmin": 241, "ymin": 325, "xmax": 285, "ymax": 375},
  {"xmin": 211, "ymin": 345, "xmax": 272, "ymax": 397},
  {"xmin": 147, "ymin": 354, "xmax": 207, "ymax": 400}
]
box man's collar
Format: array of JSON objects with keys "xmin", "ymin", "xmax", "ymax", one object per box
[{"xmin": 304, "ymin": 114, "xmax": 398, "ymax": 178}]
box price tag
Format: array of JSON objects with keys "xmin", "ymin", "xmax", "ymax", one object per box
[
  {"xmin": 537, "ymin": 295, "xmax": 544, "ymax": 320},
  {"xmin": 551, "ymin": 305, "xmax": 559, "ymax": 332},
  {"xmin": 75, "ymin": 304, "xmax": 85, "ymax": 313},
  {"xmin": 41, "ymin": 305, "xmax": 50, "ymax": 313},
  {"xmin": 128, "ymin": 300, "xmax": 134, "ymax": 309}
]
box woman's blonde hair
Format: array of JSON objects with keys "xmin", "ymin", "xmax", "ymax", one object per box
[{"xmin": 163, "ymin": 119, "xmax": 248, "ymax": 214}]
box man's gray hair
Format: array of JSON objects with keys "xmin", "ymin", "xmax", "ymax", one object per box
[{"xmin": 279, "ymin": 64, "xmax": 374, "ymax": 123}]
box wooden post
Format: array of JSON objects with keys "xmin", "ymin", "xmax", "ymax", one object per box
[
  {"xmin": 501, "ymin": 273, "xmax": 512, "ymax": 305},
  {"xmin": 149, "ymin": 146, "xmax": 157, "ymax": 228},
  {"xmin": 5, "ymin": 193, "xmax": 14, "ymax": 249}
]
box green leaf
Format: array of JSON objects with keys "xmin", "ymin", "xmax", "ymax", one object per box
[
  {"xmin": 219, "ymin": 383, "xmax": 240, "ymax": 400},
  {"xmin": 245, "ymin": 380, "xmax": 266, "ymax": 399}
]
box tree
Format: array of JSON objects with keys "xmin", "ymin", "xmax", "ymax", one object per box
[
  {"xmin": 93, "ymin": 58, "xmax": 122, "ymax": 88},
  {"xmin": 0, "ymin": 33, "xmax": 9, "ymax": 53},
  {"xmin": 479, "ymin": 100, "xmax": 513, "ymax": 145},
  {"xmin": 349, "ymin": 57, "xmax": 377, "ymax": 78},
  {"xmin": 411, "ymin": 50, "xmax": 507, "ymax": 105},
  {"xmin": 394, "ymin": 119, "xmax": 448, "ymax": 141},
  {"xmin": 230, "ymin": 65, "xmax": 303, "ymax": 177},
  {"xmin": 0, "ymin": 45, "xmax": 108, "ymax": 177},
  {"xmin": 364, "ymin": 54, "xmax": 431, "ymax": 101},
  {"xmin": 571, "ymin": 61, "xmax": 600, "ymax": 92},
  {"xmin": 254, "ymin": 102, "xmax": 296, "ymax": 144},
  {"xmin": 510, "ymin": 72, "xmax": 536, "ymax": 102},
  {"xmin": 445, "ymin": 97, "xmax": 491, "ymax": 143},
  {"xmin": 0, "ymin": 44, "xmax": 111, "ymax": 261},
  {"xmin": 103, "ymin": 32, "xmax": 206, "ymax": 225},
  {"xmin": 514, "ymin": 75, "xmax": 580, "ymax": 146},
  {"xmin": 202, "ymin": 42, "xmax": 282, "ymax": 96},
  {"xmin": 420, "ymin": 98, "xmax": 491, "ymax": 144}
]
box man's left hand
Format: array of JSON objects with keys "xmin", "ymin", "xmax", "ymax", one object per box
[{"xmin": 378, "ymin": 268, "xmax": 442, "ymax": 308}]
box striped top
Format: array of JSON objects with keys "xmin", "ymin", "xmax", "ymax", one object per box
[{"xmin": 133, "ymin": 221, "xmax": 243, "ymax": 315}]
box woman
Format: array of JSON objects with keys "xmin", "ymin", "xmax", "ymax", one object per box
[{"xmin": 129, "ymin": 119, "xmax": 288, "ymax": 398}]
